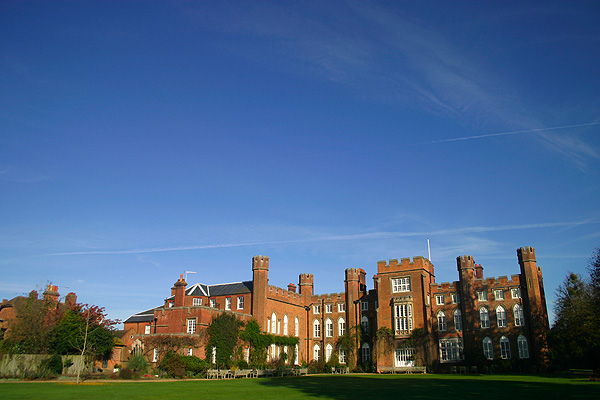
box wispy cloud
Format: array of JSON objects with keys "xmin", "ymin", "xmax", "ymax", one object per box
[{"xmin": 43, "ymin": 219, "xmax": 597, "ymax": 257}]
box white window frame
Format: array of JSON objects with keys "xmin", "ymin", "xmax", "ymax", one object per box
[
  {"xmin": 361, "ymin": 316, "xmax": 369, "ymax": 332},
  {"xmin": 338, "ymin": 347, "xmax": 346, "ymax": 364},
  {"xmin": 152, "ymin": 348, "xmax": 159, "ymax": 362},
  {"xmin": 210, "ymin": 298, "xmax": 216, "ymax": 308},
  {"xmin": 144, "ymin": 325, "xmax": 151, "ymax": 334},
  {"xmin": 483, "ymin": 337, "xmax": 493, "ymax": 360},
  {"xmin": 511, "ymin": 287, "xmax": 521, "ymax": 299},
  {"xmin": 187, "ymin": 347, "xmax": 193, "ymax": 356},
  {"xmin": 271, "ymin": 312, "xmax": 277, "ymax": 334},
  {"xmin": 193, "ymin": 297, "xmax": 202, "ymax": 306},
  {"xmin": 453, "ymin": 309, "xmax": 462, "ymax": 331},
  {"xmin": 325, "ymin": 343, "xmax": 333, "ymax": 362},
  {"xmin": 237, "ymin": 296, "xmax": 244, "ymax": 310},
  {"xmin": 452, "ymin": 293, "xmax": 460, "ymax": 304},
  {"xmin": 392, "ymin": 277, "xmax": 411, "ymax": 293},
  {"xmin": 325, "ymin": 318, "xmax": 334, "ymax": 337},
  {"xmin": 513, "ymin": 304, "xmax": 525, "ymax": 326},
  {"xmin": 338, "ymin": 303, "xmax": 346, "ymax": 312},
  {"xmin": 313, "ymin": 344, "xmax": 321, "ymax": 361},
  {"xmin": 283, "ymin": 315, "xmax": 288, "ymax": 335},
  {"xmin": 325, "ymin": 304, "xmax": 333, "ymax": 313},
  {"xmin": 494, "ymin": 289, "xmax": 505, "ymax": 301},
  {"xmin": 436, "ymin": 295, "xmax": 445, "ymax": 305},
  {"xmin": 313, "ymin": 305, "xmax": 321, "ymax": 314},
  {"xmin": 225, "ymin": 297, "xmax": 232, "ymax": 310},
  {"xmin": 338, "ymin": 317, "xmax": 346, "ymax": 336},
  {"xmin": 439, "ymin": 338, "xmax": 463, "ymax": 362},
  {"xmin": 313, "ymin": 319, "xmax": 321, "ymax": 338},
  {"xmin": 395, "ymin": 347, "xmax": 415, "ymax": 367},
  {"xmin": 361, "ymin": 301, "xmax": 368, "ymax": 311},
  {"xmin": 361, "ymin": 343, "xmax": 370, "ymax": 362},
  {"xmin": 496, "ymin": 305, "xmax": 507, "ymax": 328},
  {"xmin": 500, "ymin": 336, "xmax": 511, "ymax": 359},
  {"xmin": 518, "ymin": 335, "xmax": 529, "ymax": 359},
  {"xmin": 437, "ymin": 310, "xmax": 447, "ymax": 331},
  {"xmin": 394, "ymin": 303, "xmax": 413, "ymax": 333},
  {"xmin": 477, "ymin": 291, "xmax": 487, "ymax": 301},
  {"xmin": 480, "ymin": 307, "xmax": 490, "ymax": 328},
  {"xmin": 294, "ymin": 317, "xmax": 299, "ymax": 337},
  {"xmin": 187, "ymin": 318, "xmax": 196, "ymax": 334}
]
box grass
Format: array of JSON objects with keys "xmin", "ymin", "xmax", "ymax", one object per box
[{"xmin": 0, "ymin": 374, "xmax": 598, "ymax": 400}]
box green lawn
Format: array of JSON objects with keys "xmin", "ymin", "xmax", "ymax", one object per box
[{"xmin": 0, "ymin": 374, "xmax": 598, "ymax": 400}]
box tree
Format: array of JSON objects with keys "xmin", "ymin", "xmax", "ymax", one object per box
[
  {"xmin": 551, "ymin": 248, "xmax": 600, "ymax": 371},
  {"xmin": 142, "ymin": 334, "xmax": 202, "ymax": 363},
  {"xmin": 206, "ymin": 313, "xmax": 243, "ymax": 368}
]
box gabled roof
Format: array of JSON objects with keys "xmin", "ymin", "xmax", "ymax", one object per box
[
  {"xmin": 166, "ymin": 280, "xmax": 254, "ymax": 300},
  {"xmin": 123, "ymin": 306, "xmax": 161, "ymax": 324}
]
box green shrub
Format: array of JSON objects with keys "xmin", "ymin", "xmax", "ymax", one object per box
[
  {"xmin": 40, "ymin": 354, "xmax": 63, "ymax": 376},
  {"xmin": 118, "ymin": 367, "xmax": 133, "ymax": 379},
  {"xmin": 128, "ymin": 353, "xmax": 148, "ymax": 373}
]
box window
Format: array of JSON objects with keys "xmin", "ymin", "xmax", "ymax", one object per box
[
  {"xmin": 496, "ymin": 306, "xmax": 507, "ymax": 328},
  {"xmin": 452, "ymin": 293, "xmax": 460, "ymax": 304},
  {"xmin": 187, "ymin": 348, "xmax": 193, "ymax": 356},
  {"xmin": 153, "ymin": 348, "xmax": 159, "ymax": 362},
  {"xmin": 513, "ymin": 304, "xmax": 524, "ymax": 326},
  {"xmin": 211, "ymin": 347, "xmax": 216, "ymax": 364},
  {"xmin": 225, "ymin": 297, "xmax": 232, "ymax": 310},
  {"xmin": 392, "ymin": 277, "xmax": 411, "ymax": 292},
  {"xmin": 437, "ymin": 310, "xmax": 447, "ymax": 331},
  {"xmin": 325, "ymin": 304, "xmax": 333, "ymax": 313},
  {"xmin": 439, "ymin": 339, "xmax": 463, "ymax": 362},
  {"xmin": 295, "ymin": 317, "xmax": 299, "ymax": 337},
  {"xmin": 436, "ymin": 295, "xmax": 445, "ymax": 305},
  {"xmin": 313, "ymin": 305, "xmax": 321, "ymax": 314},
  {"xmin": 338, "ymin": 303, "xmax": 346, "ymax": 312},
  {"xmin": 187, "ymin": 318, "xmax": 196, "ymax": 334},
  {"xmin": 453, "ymin": 309, "xmax": 462, "ymax": 331},
  {"xmin": 313, "ymin": 344, "xmax": 321, "ymax": 361},
  {"xmin": 511, "ymin": 288, "xmax": 521, "ymax": 299},
  {"xmin": 283, "ymin": 315, "xmax": 289, "ymax": 335},
  {"xmin": 361, "ymin": 343, "xmax": 371, "ymax": 362},
  {"xmin": 339, "ymin": 347, "xmax": 346, "ymax": 363},
  {"xmin": 477, "ymin": 291, "xmax": 487, "ymax": 301},
  {"xmin": 313, "ymin": 320, "xmax": 321, "ymax": 337},
  {"xmin": 338, "ymin": 318, "xmax": 346, "ymax": 336},
  {"xmin": 325, "ymin": 318, "xmax": 334, "ymax": 337},
  {"xmin": 169, "ymin": 301, "xmax": 174, "ymax": 308},
  {"xmin": 483, "ymin": 337, "xmax": 493, "ymax": 360},
  {"xmin": 144, "ymin": 325, "xmax": 151, "ymax": 334},
  {"xmin": 325, "ymin": 344, "xmax": 333, "ymax": 362},
  {"xmin": 210, "ymin": 298, "xmax": 216, "ymax": 308},
  {"xmin": 193, "ymin": 298, "xmax": 202, "ymax": 306},
  {"xmin": 480, "ymin": 307, "xmax": 490, "ymax": 328},
  {"xmin": 394, "ymin": 303, "xmax": 413, "ymax": 333},
  {"xmin": 518, "ymin": 335, "xmax": 529, "ymax": 359},
  {"xmin": 500, "ymin": 336, "xmax": 511, "ymax": 359},
  {"xmin": 494, "ymin": 289, "xmax": 505, "ymax": 301},
  {"xmin": 361, "ymin": 301, "xmax": 368, "ymax": 311},
  {"xmin": 361, "ymin": 316, "xmax": 369, "ymax": 332},
  {"xmin": 295, "ymin": 344, "xmax": 299, "ymax": 365},
  {"xmin": 395, "ymin": 348, "xmax": 415, "ymax": 367},
  {"xmin": 237, "ymin": 296, "xmax": 244, "ymax": 310},
  {"xmin": 271, "ymin": 312, "xmax": 277, "ymax": 334}
]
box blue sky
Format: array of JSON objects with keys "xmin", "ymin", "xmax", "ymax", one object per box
[{"xmin": 1, "ymin": 1, "xmax": 598, "ymax": 327}]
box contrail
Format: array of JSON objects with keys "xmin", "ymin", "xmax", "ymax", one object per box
[
  {"xmin": 421, "ymin": 122, "xmax": 600, "ymax": 145},
  {"xmin": 42, "ymin": 219, "xmax": 596, "ymax": 256}
]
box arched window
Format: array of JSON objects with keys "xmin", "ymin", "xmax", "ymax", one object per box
[
  {"xmin": 325, "ymin": 343, "xmax": 333, "ymax": 362},
  {"xmin": 518, "ymin": 335, "xmax": 529, "ymax": 359},
  {"xmin": 483, "ymin": 337, "xmax": 493, "ymax": 360},
  {"xmin": 361, "ymin": 316, "xmax": 369, "ymax": 332},
  {"xmin": 338, "ymin": 347, "xmax": 346, "ymax": 364},
  {"xmin": 294, "ymin": 316, "xmax": 299, "ymax": 337},
  {"xmin": 313, "ymin": 344, "xmax": 321, "ymax": 361},
  {"xmin": 338, "ymin": 317, "xmax": 346, "ymax": 336},
  {"xmin": 294, "ymin": 344, "xmax": 299, "ymax": 365},
  {"xmin": 361, "ymin": 343, "xmax": 370, "ymax": 362},
  {"xmin": 271, "ymin": 312, "xmax": 277, "ymax": 334},
  {"xmin": 513, "ymin": 304, "xmax": 524, "ymax": 326},
  {"xmin": 480, "ymin": 307, "xmax": 490, "ymax": 328},
  {"xmin": 325, "ymin": 318, "xmax": 334, "ymax": 337},
  {"xmin": 500, "ymin": 336, "xmax": 511, "ymax": 359},
  {"xmin": 283, "ymin": 315, "xmax": 289, "ymax": 335},
  {"xmin": 437, "ymin": 310, "xmax": 447, "ymax": 331},
  {"xmin": 496, "ymin": 306, "xmax": 507, "ymax": 328},
  {"xmin": 453, "ymin": 309, "xmax": 462, "ymax": 331},
  {"xmin": 313, "ymin": 319, "xmax": 321, "ymax": 338}
]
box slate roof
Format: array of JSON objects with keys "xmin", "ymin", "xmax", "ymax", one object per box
[
  {"xmin": 166, "ymin": 280, "xmax": 253, "ymax": 300},
  {"xmin": 123, "ymin": 306, "xmax": 161, "ymax": 324}
]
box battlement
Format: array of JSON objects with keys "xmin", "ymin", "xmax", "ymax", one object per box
[
  {"xmin": 345, "ymin": 268, "xmax": 365, "ymax": 281},
  {"xmin": 457, "ymin": 255, "xmax": 475, "ymax": 270},
  {"xmin": 430, "ymin": 281, "xmax": 459, "ymax": 291},
  {"xmin": 377, "ymin": 256, "xmax": 433, "ymax": 273},
  {"xmin": 310, "ymin": 292, "xmax": 345, "ymax": 303},
  {"xmin": 252, "ymin": 255, "xmax": 270, "ymax": 270},
  {"xmin": 517, "ymin": 246, "xmax": 536, "ymax": 263},
  {"xmin": 267, "ymin": 284, "xmax": 305, "ymax": 305}
]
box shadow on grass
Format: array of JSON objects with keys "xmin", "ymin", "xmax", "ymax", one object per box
[{"xmin": 256, "ymin": 374, "xmax": 599, "ymax": 400}]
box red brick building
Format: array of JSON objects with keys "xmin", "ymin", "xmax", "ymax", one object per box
[{"xmin": 124, "ymin": 247, "xmax": 549, "ymax": 371}]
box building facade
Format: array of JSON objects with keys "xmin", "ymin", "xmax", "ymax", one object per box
[{"xmin": 124, "ymin": 247, "xmax": 549, "ymax": 371}]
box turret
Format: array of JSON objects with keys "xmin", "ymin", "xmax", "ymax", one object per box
[{"xmin": 299, "ymin": 273, "xmax": 314, "ymax": 297}]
